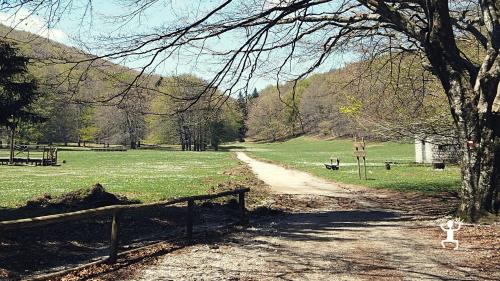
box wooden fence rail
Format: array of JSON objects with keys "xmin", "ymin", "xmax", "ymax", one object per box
[{"xmin": 0, "ymin": 188, "xmax": 250, "ymax": 265}]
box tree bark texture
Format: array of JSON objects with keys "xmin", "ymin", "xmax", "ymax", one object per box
[{"xmin": 424, "ymin": 0, "xmax": 499, "ymax": 220}]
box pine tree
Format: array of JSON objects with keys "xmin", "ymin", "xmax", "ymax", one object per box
[
  {"xmin": 250, "ymin": 88, "xmax": 259, "ymax": 99},
  {"xmin": 237, "ymin": 91, "xmax": 248, "ymax": 142},
  {"xmin": 0, "ymin": 41, "xmax": 42, "ymax": 164}
]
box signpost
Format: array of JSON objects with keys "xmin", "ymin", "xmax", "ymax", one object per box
[{"xmin": 353, "ymin": 137, "xmax": 367, "ymax": 180}]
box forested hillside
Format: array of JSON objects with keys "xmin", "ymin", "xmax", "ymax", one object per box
[
  {"xmin": 247, "ymin": 54, "xmax": 454, "ymax": 141},
  {"xmin": 0, "ymin": 25, "xmax": 243, "ymax": 149},
  {"xmin": 0, "ymin": 25, "xmax": 462, "ymax": 146}
]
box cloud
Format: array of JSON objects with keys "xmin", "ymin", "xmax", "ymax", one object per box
[{"xmin": 0, "ymin": 8, "xmax": 69, "ymax": 43}]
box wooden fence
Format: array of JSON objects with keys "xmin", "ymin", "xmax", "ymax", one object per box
[
  {"xmin": 0, "ymin": 188, "xmax": 250, "ymax": 265},
  {"xmin": 0, "ymin": 145, "xmax": 58, "ymax": 166}
]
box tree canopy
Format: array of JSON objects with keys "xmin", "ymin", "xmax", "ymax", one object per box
[{"xmin": 0, "ymin": 40, "xmax": 40, "ymax": 129}]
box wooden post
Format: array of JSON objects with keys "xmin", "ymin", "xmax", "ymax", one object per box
[
  {"xmin": 108, "ymin": 211, "xmax": 120, "ymax": 263},
  {"xmin": 186, "ymin": 200, "xmax": 194, "ymax": 239},
  {"xmin": 357, "ymin": 156, "xmax": 361, "ymax": 179},
  {"xmin": 238, "ymin": 192, "xmax": 248, "ymax": 225},
  {"xmin": 362, "ymin": 138, "xmax": 367, "ymax": 180},
  {"xmin": 363, "ymin": 157, "xmax": 367, "ymax": 180},
  {"xmin": 353, "ymin": 137, "xmax": 367, "ymax": 180},
  {"xmin": 9, "ymin": 127, "xmax": 15, "ymax": 165}
]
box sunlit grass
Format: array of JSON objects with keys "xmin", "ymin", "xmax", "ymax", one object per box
[
  {"xmin": 243, "ymin": 137, "xmax": 461, "ymax": 193},
  {"xmin": 0, "ymin": 149, "xmax": 238, "ymax": 208}
]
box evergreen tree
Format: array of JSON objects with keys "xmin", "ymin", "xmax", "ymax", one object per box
[
  {"xmin": 237, "ymin": 91, "xmax": 248, "ymax": 142},
  {"xmin": 0, "ymin": 41, "xmax": 42, "ymax": 163},
  {"xmin": 250, "ymin": 88, "xmax": 259, "ymax": 99}
]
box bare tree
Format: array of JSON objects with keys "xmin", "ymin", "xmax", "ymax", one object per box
[{"xmin": 3, "ymin": 0, "xmax": 499, "ymax": 220}]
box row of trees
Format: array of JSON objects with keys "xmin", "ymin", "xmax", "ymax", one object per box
[
  {"xmin": 147, "ymin": 76, "xmax": 243, "ymax": 151},
  {"xmin": 0, "ymin": 36, "xmax": 244, "ymax": 151}
]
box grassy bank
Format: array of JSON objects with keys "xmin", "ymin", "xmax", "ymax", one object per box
[
  {"xmin": 243, "ymin": 137, "xmax": 461, "ymax": 193},
  {"xmin": 0, "ymin": 149, "xmax": 238, "ymax": 208}
]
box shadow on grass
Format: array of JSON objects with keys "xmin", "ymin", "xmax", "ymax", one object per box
[
  {"xmin": 217, "ymin": 145, "xmax": 247, "ymax": 151},
  {"xmin": 379, "ymin": 180, "xmax": 461, "ymax": 193}
]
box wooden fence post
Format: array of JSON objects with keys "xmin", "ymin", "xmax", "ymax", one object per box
[
  {"xmin": 108, "ymin": 211, "xmax": 121, "ymax": 263},
  {"xmin": 238, "ymin": 192, "xmax": 248, "ymax": 225},
  {"xmin": 186, "ymin": 200, "xmax": 194, "ymax": 239}
]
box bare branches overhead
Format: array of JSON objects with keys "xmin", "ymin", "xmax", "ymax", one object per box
[{"xmin": 1, "ymin": 1, "xmax": 494, "ymax": 104}]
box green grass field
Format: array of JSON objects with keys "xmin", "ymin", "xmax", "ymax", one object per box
[
  {"xmin": 0, "ymin": 137, "xmax": 461, "ymax": 208},
  {"xmin": 0, "ymin": 149, "xmax": 238, "ymax": 208},
  {"xmin": 243, "ymin": 137, "xmax": 461, "ymax": 193}
]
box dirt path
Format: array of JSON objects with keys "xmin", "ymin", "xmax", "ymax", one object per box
[
  {"xmin": 130, "ymin": 153, "xmax": 496, "ymax": 281},
  {"xmin": 235, "ymin": 152, "xmax": 355, "ymax": 198}
]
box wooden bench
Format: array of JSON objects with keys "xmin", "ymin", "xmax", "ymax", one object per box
[
  {"xmin": 325, "ymin": 157, "xmax": 340, "ymax": 170},
  {"xmin": 384, "ymin": 161, "xmax": 392, "ymax": 170}
]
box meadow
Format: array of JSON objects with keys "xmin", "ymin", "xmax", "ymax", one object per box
[
  {"xmin": 0, "ymin": 149, "xmax": 239, "ymax": 208},
  {"xmin": 243, "ymin": 137, "xmax": 461, "ymax": 193},
  {"xmin": 0, "ymin": 137, "xmax": 462, "ymax": 208}
]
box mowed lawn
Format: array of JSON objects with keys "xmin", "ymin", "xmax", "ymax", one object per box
[
  {"xmin": 244, "ymin": 137, "xmax": 461, "ymax": 193},
  {"xmin": 0, "ymin": 149, "xmax": 238, "ymax": 208}
]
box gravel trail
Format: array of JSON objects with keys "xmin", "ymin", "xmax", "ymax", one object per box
[{"xmin": 130, "ymin": 153, "xmax": 491, "ymax": 281}]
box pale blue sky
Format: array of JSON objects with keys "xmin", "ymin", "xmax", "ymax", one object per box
[{"xmin": 0, "ymin": 0, "xmax": 357, "ymax": 92}]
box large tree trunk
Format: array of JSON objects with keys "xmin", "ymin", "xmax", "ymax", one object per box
[
  {"xmin": 492, "ymin": 137, "xmax": 500, "ymax": 213},
  {"xmin": 424, "ymin": 0, "xmax": 499, "ymax": 221},
  {"xmin": 455, "ymin": 116, "xmax": 494, "ymax": 220},
  {"xmin": 442, "ymin": 75, "xmax": 499, "ymax": 221},
  {"xmin": 477, "ymin": 115, "xmax": 500, "ymax": 216},
  {"xmin": 432, "ymin": 71, "xmax": 499, "ymax": 221}
]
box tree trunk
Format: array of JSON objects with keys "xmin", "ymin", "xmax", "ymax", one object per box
[
  {"xmin": 492, "ymin": 138, "xmax": 500, "ymax": 213},
  {"xmin": 478, "ymin": 120, "xmax": 500, "ymax": 215},
  {"xmin": 434, "ymin": 75, "xmax": 500, "ymax": 221},
  {"xmin": 9, "ymin": 126, "xmax": 15, "ymax": 165},
  {"xmin": 125, "ymin": 111, "xmax": 137, "ymax": 149},
  {"xmin": 437, "ymin": 69, "xmax": 500, "ymax": 221},
  {"xmin": 422, "ymin": 0, "xmax": 499, "ymax": 221}
]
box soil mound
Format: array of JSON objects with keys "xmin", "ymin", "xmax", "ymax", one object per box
[
  {"xmin": 1, "ymin": 184, "xmax": 139, "ymax": 220},
  {"xmin": 25, "ymin": 183, "xmax": 139, "ymax": 212}
]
